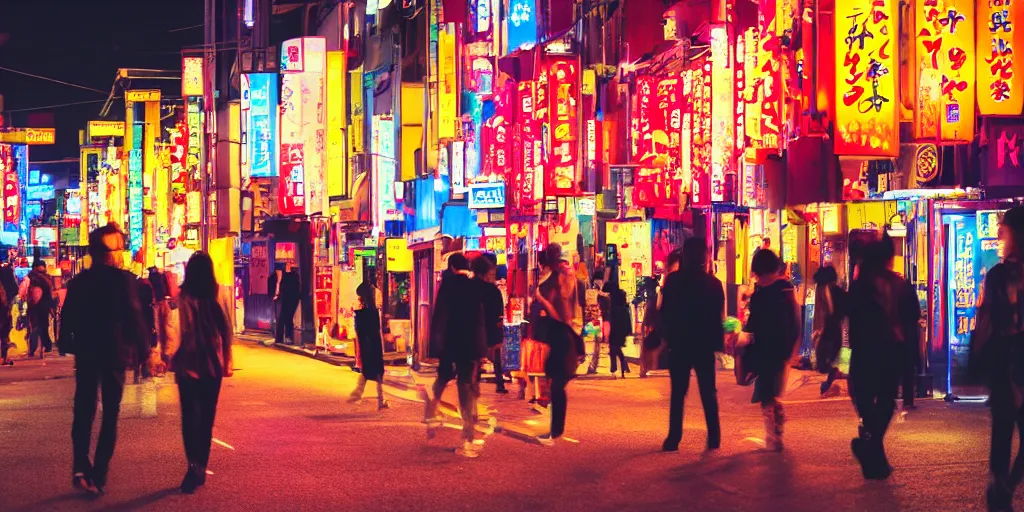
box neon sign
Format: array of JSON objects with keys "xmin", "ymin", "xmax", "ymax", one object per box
[
  {"xmin": 546, "ymin": 58, "xmax": 579, "ymax": 197},
  {"xmin": 246, "ymin": 73, "xmax": 278, "ymax": 179},
  {"xmin": 977, "ymin": 0, "xmax": 1024, "ymax": 115}
]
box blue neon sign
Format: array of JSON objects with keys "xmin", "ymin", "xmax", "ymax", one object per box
[
  {"xmin": 468, "ymin": 181, "xmax": 506, "ymax": 209},
  {"xmin": 507, "ymin": 0, "xmax": 537, "ymax": 52},
  {"xmin": 247, "ymin": 73, "xmax": 279, "ymax": 178}
]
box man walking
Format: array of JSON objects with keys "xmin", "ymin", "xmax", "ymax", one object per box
[
  {"xmin": 24, "ymin": 260, "xmax": 54, "ymax": 358},
  {"xmin": 472, "ymin": 255, "xmax": 507, "ymax": 394},
  {"xmin": 659, "ymin": 238, "xmax": 725, "ymax": 452},
  {"xmin": 59, "ymin": 224, "xmax": 149, "ymax": 494},
  {"xmin": 423, "ymin": 253, "xmax": 488, "ymax": 457},
  {"xmin": 275, "ymin": 263, "xmax": 301, "ymax": 345}
]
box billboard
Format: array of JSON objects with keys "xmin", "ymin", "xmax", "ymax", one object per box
[{"xmin": 245, "ymin": 73, "xmax": 279, "ymax": 178}]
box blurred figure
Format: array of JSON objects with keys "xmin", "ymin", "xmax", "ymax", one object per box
[
  {"xmin": 847, "ymin": 235, "xmax": 919, "ymax": 480},
  {"xmin": 135, "ymin": 275, "xmax": 156, "ymax": 382},
  {"xmin": 0, "ymin": 259, "xmax": 19, "ymax": 305},
  {"xmin": 0, "ymin": 289, "xmax": 11, "ymax": 366},
  {"xmin": 424, "ymin": 253, "xmax": 488, "ymax": 457},
  {"xmin": 275, "ymin": 263, "xmax": 301, "ymax": 345},
  {"xmin": 535, "ymin": 244, "xmax": 584, "ymax": 446},
  {"xmin": 60, "ymin": 224, "xmax": 149, "ymax": 495},
  {"xmin": 660, "ymin": 238, "xmax": 724, "ymax": 452},
  {"xmin": 348, "ymin": 282, "xmax": 388, "ymax": 410},
  {"xmin": 602, "ymin": 278, "xmax": 631, "ymax": 378},
  {"xmin": 812, "ymin": 266, "xmax": 846, "ymax": 395},
  {"xmin": 743, "ymin": 249, "xmax": 800, "ymax": 452},
  {"xmin": 974, "ymin": 206, "xmax": 1024, "ymax": 510},
  {"xmin": 267, "ymin": 264, "xmax": 284, "ymax": 335},
  {"xmin": 23, "ymin": 260, "xmax": 53, "ymax": 358},
  {"xmin": 473, "ymin": 255, "xmax": 508, "ymax": 394},
  {"xmin": 163, "ymin": 252, "xmax": 234, "ymax": 494}
]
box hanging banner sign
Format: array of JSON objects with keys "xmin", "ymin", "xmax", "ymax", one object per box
[
  {"xmin": 451, "ymin": 140, "xmax": 467, "ymax": 194},
  {"xmin": 756, "ymin": 0, "xmax": 781, "ymax": 149},
  {"xmin": 246, "ymin": 73, "xmax": 279, "ymax": 179},
  {"xmin": 373, "ymin": 115, "xmax": 399, "ymax": 222},
  {"xmin": 517, "ymin": 81, "xmax": 538, "ymax": 206},
  {"xmin": 710, "ymin": 25, "xmax": 734, "ymax": 202},
  {"xmin": 438, "ymin": 28, "xmax": 458, "ymax": 140},
  {"xmin": 127, "ymin": 149, "xmax": 143, "ymax": 252},
  {"xmin": 735, "ymin": 33, "xmax": 747, "ymax": 155},
  {"xmin": 0, "ymin": 144, "xmax": 17, "ymax": 229},
  {"xmin": 182, "ymin": 57, "xmax": 204, "ymax": 97},
  {"xmin": 835, "ymin": 0, "xmax": 899, "ymax": 156},
  {"xmin": 936, "ymin": 0, "xmax": 975, "ymax": 141},
  {"xmin": 326, "ymin": 51, "xmax": 347, "ymax": 196},
  {"xmin": 691, "ymin": 64, "xmax": 713, "ymax": 206},
  {"xmin": 977, "ymin": 0, "xmax": 1024, "ymax": 115},
  {"xmin": 278, "ymin": 143, "xmax": 305, "ymax": 215},
  {"xmin": 546, "ymin": 57, "xmax": 580, "ymax": 196},
  {"xmin": 186, "ymin": 99, "xmax": 203, "ymax": 182}
]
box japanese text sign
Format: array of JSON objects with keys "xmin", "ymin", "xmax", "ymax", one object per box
[
  {"xmin": 546, "ymin": 58, "xmax": 580, "ymax": 196},
  {"xmin": 977, "ymin": 0, "xmax": 1024, "ymax": 115}
]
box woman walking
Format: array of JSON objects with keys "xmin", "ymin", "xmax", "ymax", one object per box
[
  {"xmin": 348, "ymin": 282, "xmax": 389, "ymax": 410},
  {"xmin": 812, "ymin": 266, "xmax": 846, "ymax": 395},
  {"xmin": 743, "ymin": 249, "xmax": 800, "ymax": 451},
  {"xmin": 971, "ymin": 207, "xmax": 1024, "ymax": 510},
  {"xmin": 603, "ymin": 279, "xmax": 631, "ymax": 378},
  {"xmin": 163, "ymin": 252, "xmax": 233, "ymax": 494}
]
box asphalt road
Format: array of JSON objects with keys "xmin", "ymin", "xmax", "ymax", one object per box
[{"xmin": 0, "ymin": 343, "xmax": 1004, "ymax": 512}]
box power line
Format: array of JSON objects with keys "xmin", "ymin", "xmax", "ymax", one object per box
[
  {"xmin": 168, "ymin": 24, "xmax": 204, "ymax": 33},
  {"xmin": 0, "ymin": 66, "xmax": 108, "ymax": 94},
  {"xmin": 4, "ymin": 99, "xmax": 110, "ymax": 112}
]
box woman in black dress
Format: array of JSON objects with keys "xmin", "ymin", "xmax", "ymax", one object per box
[{"xmin": 348, "ymin": 282, "xmax": 389, "ymax": 411}]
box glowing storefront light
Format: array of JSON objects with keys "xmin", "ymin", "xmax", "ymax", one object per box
[
  {"xmin": 835, "ymin": 0, "xmax": 899, "ymax": 156},
  {"xmin": 438, "ymin": 28, "xmax": 458, "ymax": 140}
]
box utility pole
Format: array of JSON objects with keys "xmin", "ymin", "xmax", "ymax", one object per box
[{"xmin": 202, "ymin": 0, "xmax": 216, "ymax": 251}]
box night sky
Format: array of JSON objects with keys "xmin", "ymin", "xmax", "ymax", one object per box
[{"xmin": 0, "ymin": 0, "xmax": 204, "ymax": 161}]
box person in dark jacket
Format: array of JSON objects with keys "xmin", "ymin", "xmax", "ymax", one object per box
[
  {"xmin": 974, "ymin": 207, "xmax": 1024, "ymax": 510},
  {"xmin": 473, "ymin": 255, "xmax": 507, "ymax": 393},
  {"xmin": 0, "ymin": 260, "xmax": 19, "ymax": 304},
  {"xmin": 348, "ymin": 282, "xmax": 388, "ymax": 410},
  {"xmin": 603, "ymin": 279, "xmax": 631, "ymax": 378},
  {"xmin": 275, "ymin": 264, "xmax": 301, "ymax": 345},
  {"xmin": 744, "ymin": 249, "xmax": 800, "ymax": 452},
  {"xmin": 660, "ymin": 238, "xmax": 724, "ymax": 452},
  {"xmin": 162, "ymin": 252, "xmax": 234, "ymax": 494},
  {"xmin": 59, "ymin": 224, "xmax": 149, "ymax": 495},
  {"xmin": 847, "ymin": 235, "xmax": 920, "ymax": 481},
  {"xmin": 812, "ymin": 266, "xmax": 846, "ymax": 395},
  {"xmin": 25, "ymin": 260, "xmax": 54, "ymax": 357},
  {"xmin": 423, "ymin": 253, "xmax": 488, "ymax": 458}
]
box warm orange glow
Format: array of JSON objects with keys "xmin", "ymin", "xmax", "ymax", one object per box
[
  {"xmin": 977, "ymin": 0, "xmax": 1024, "ymax": 115},
  {"xmin": 834, "ymin": 0, "xmax": 899, "ymax": 156}
]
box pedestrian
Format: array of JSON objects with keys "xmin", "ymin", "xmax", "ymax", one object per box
[
  {"xmin": 971, "ymin": 207, "xmax": 1024, "ymax": 511},
  {"xmin": 602, "ymin": 278, "xmax": 631, "ymax": 378},
  {"xmin": 150, "ymin": 267, "xmax": 172, "ymax": 375},
  {"xmin": 472, "ymin": 255, "xmax": 508, "ymax": 394},
  {"xmin": 347, "ymin": 281, "xmax": 389, "ymax": 410},
  {"xmin": 812, "ymin": 266, "xmax": 846, "ymax": 395},
  {"xmin": 659, "ymin": 238, "xmax": 724, "ymax": 452},
  {"xmin": 58, "ymin": 224, "xmax": 149, "ymax": 495},
  {"xmin": 743, "ymin": 249, "xmax": 800, "ymax": 452},
  {"xmin": 162, "ymin": 251, "xmax": 234, "ymax": 494},
  {"xmin": 0, "ymin": 259, "xmax": 19, "ymax": 305},
  {"xmin": 267, "ymin": 264, "xmax": 283, "ymax": 336},
  {"xmin": 422, "ymin": 253, "xmax": 488, "ymax": 457},
  {"xmin": 846, "ymin": 234, "xmax": 919, "ymax": 480},
  {"xmin": 23, "ymin": 260, "xmax": 53, "ymax": 358},
  {"xmin": 275, "ymin": 263, "xmax": 300, "ymax": 345},
  {"xmin": 0, "ymin": 288, "xmax": 12, "ymax": 366},
  {"xmin": 534, "ymin": 243, "xmax": 584, "ymax": 446}
]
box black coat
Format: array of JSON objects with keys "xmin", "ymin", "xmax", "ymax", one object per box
[
  {"xmin": 0, "ymin": 265, "xmax": 18, "ymax": 303},
  {"xmin": 475, "ymin": 278, "xmax": 505, "ymax": 347},
  {"xmin": 660, "ymin": 269, "xmax": 726, "ymax": 357},
  {"xmin": 59, "ymin": 264, "xmax": 149, "ymax": 370},
  {"xmin": 355, "ymin": 307, "xmax": 385, "ymax": 378},
  {"xmin": 278, "ymin": 271, "xmax": 301, "ymax": 305},
  {"xmin": 431, "ymin": 272, "xmax": 488, "ymax": 362}
]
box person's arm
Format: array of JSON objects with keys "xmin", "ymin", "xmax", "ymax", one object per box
[
  {"xmin": 219, "ymin": 290, "xmax": 234, "ymax": 376},
  {"xmin": 122, "ymin": 273, "xmax": 151, "ymax": 367},
  {"xmin": 712, "ymin": 277, "xmax": 726, "ymax": 352},
  {"xmin": 57, "ymin": 280, "xmax": 78, "ymax": 354}
]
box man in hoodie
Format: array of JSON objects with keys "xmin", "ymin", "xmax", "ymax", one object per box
[
  {"xmin": 59, "ymin": 224, "xmax": 149, "ymax": 495},
  {"xmin": 423, "ymin": 253, "xmax": 488, "ymax": 457}
]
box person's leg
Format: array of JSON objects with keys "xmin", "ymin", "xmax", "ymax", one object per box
[
  {"xmin": 92, "ymin": 369, "xmax": 126, "ymax": 488},
  {"xmin": 664, "ymin": 358, "xmax": 691, "ymax": 450},
  {"xmin": 493, "ymin": 347, "xmax": 506, "ymax": 392},
  {"xmin": 587, "ymin": 339, "xmax": 600, "ymax": 374},
  {"xmin": 349, "ymin": 375, "xmax": 368, "ymax": 401},
  {"xmin": 609, "ymin": 344, "xmax": 619, "ymax": 374},
  {"xmin": 874, "ymin": 364, "xmax": 902, "ymax": 442},
  {"xmin": 550, "ymin": 376, "xmax": 568, "ymax": 438},
  {"xmin": 71, "ymin": 367, "xmax": 101, "ymax": 477},
  {"xmin": 903, "ymin": 346, "xmax": 917, "ymax": 408},
  {"xmin": 40, "ymin": 311, "xmax": 52, "ymax": 352},
  {"xmin": 1, "ymin": 334, "xmax": 8, "ymax": 362},
  {"xmin": 274, "ymin": 304, "xmax": 285, "ymax": 343},
  {"xmin": 426, "ymin": 360, "xmax": 454, "ymax": 421},
  {"xmin": 282, "ymin": 303, "xmax": 296, "ymax": 343},
  {"xmin": 374, "ymin": 376, "xmax": 388, "ymax": 409},
  {"xmin": 456, "ymin": 361, "xmax": 479, "ymax": 442},
  {"xmin": 694, "ymin": 353, "xmax": 721, "ymax": 449},
  {"xmin": 178, "ymin": 376, "xmax": 201, "ymax": 466},
  {"xmin": 27, "ymin": 324, "xmax": 38, "ymax": 357},
  {"xmin": 198, "ymin": 378, "xmax": 222, "ymax": 470}
]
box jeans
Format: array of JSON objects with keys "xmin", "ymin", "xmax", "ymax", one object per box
[
  {"xmin": 276, "ymin": 301, "xmax": 298, "ymax": 344},
  {"xmin": 71, "ymin": 366, "xmax": 126, "ymax": 485},
  {"xmin": 428, "ymin": 358, "xmax": 479, "ymax": 441},
  {"xmin": 850, "ymin": 350, "xmax": 902, "ymax": 443},
  {"xmin": 178, "ymin": 376, "xmax": 222, "ymax": 469},
  {"xmin": 491, "ymin": 346, "xmax": 506, "ymax": 391},
  {"xmin": 550, "ymin": 376, "xmax": 568, "ymax": 438},
  {"xmin": 665, "ymin": 352, "xmax": 720, "ymax": 448}
]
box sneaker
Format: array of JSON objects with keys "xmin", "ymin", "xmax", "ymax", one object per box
[
  {"xmin": 455, "ymin": 440, "xmax": 482, "ymax": 458},
  {"xmin": 72, "ymin": 472, "xmax": 94, "ymax": 493},
  {"xmin": 181, "ymin": 468, "xmax": 200, "ymax": 494},
  {"xmin": 537, "ymin": 434, "xmax": 556, "ymax": 447},
  {"xmin": 661, "ymin": 439, "xmax": 679, "ymax": 452}
]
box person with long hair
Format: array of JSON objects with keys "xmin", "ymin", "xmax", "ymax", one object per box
[
  {"xmin": 348, "ymin": 282, "xmax": 388, "ymax": 410},
  {"xmin": 846, "ymin": 235, "xmax": 919, "ymax": 481},
  {"xmin": 812, "ymin": 266, "xmax": 846, "ymax": 395},
  {"xmin": 660, "ymin": 238, "xmax": 724, "ymax": 452},
  {"xmin": 163, "ymin": 252, "xmax": 234, "ymax": 494},
  {"xmin": 603, "ymin": 277, "xmax": 631, "ymax": 378},
  {"xmin": 972, "ymin": 207, "xmax": 1024, "ymax": 510},
  {"xmin": 743, "ymin": 249, "xmax": 800, "ymax": 452}
]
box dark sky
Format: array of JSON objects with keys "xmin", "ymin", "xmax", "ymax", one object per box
[{"xmin": 0, "ymin": 0, "xmax": 205, "ymax": 160}]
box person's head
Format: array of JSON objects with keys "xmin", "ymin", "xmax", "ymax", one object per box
[
  {"xmin": 813, "ymin": 265, "xmax": 839, "ymax": 286},
  {"xmin": 860, "ymin": 235, "xmax": 896, "ymax": 275},
  {"xmin": 680, "ymin": 237, "xmax": 708, "ymax": 272},
  {"xmin": 544, "ymin": 243, "xmax": 562, "ymax": 270},
  {"xmin": 751, "ymin": 248, "xmax": 782, "ymax": 280},
  {"xmin": 1001, "ymin": 207, "xmax": 1024, "ymax": 260},
  {"xmin": 87, "ymin": 224, "xmax": 126, "ymax": 268},
  {"xmin": 471, "ymin": 254, "xmax": 496, "ymax": 283},
  {"xmin": 447, "ymin": 252, "xmax": 470, "ymax": 272},
  {"xmin": 356, "ymin": 281, "xmax": 376, "ymax": 309},
  {"xmin": 762, "ymin": 238, "xmax": 771, "ymax": 250},
  {"xmin": 275, "ymin": 263, "xmax": 284, "ymax": 275},
  {"xmin": 32, "ymin": 261, "xmax": 45, "ymax": 273},
  {"xmin": 666, "ymin": 247, "xmax": 684, "ymax": 273},
  {"xmin": 182, "ymin": 252, "xmax": 219, "ymax": 300}
]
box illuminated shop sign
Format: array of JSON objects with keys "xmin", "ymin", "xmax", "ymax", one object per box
[
  {"xmin": 372, "ymin": 115, "xmax": 399, "ymax": 222},
  {"xmin": 507, "ymin": 0, "xmax": 537, "ymax": 51},
  {"xmin": 186, "ymin": 99, "xmax": 203, "ymax": 182},
  {"xmin": 546, "ymin": 57, "xmax": 580, "ymax": 197},
  {"xmin": 451, "ymin": 140, "xmax": 467, "ymax": 194},
  {"xmin": 710, "ymin": 25, "xmax": 733, "ymax": 203},
  {"xmin": 690, "ymin": 63, "xmax": 712, "ymax": 206},
  {"xmin": 87, "ymin": 121, "xmax": 124, "ymax": 138},
  {"xmin": 125, "ymin": 90, "xmax": 161, "ymax": 103},
  {"xmin": 182, "ymin": 57, "xmax": 204, "ymax": 97},
  {"xmin": 278, "ymin": 143, "xmax": 305, "ymax": 215},
  {"xmin": 756, "ymin": 0, "xmax": 781, "ymax": 149},
  {"xmin": 977, "ymin": 0, "xmax": 1024, "ymax": 115},
  {"xmin": 438, "ymin": 28, "xmax": 458, "ymax": 140},
  {"xmin": 468, "ymin": 181, "xmax": 506, "ymax": 209},
  {"xmin": 915, "ymin": 0, "xmax": 974, "ymax": 142},
  {"xmin": 835, "ymin": 0, "xmax": 898, "ymax": 156},
  {"xmin": 0, "ymin": 128, "xmax": 55, "ymax": 145},
  {"xmin": 128, "ymin": 148, "xmax": 143, "ymax": 252},
  {"xmin": 245, "ymin": 73, "xmax": 279, "ymax": 178},
  {"xmin": 0, "ymin": 144, "xmax": 17, "ymax": 230}
]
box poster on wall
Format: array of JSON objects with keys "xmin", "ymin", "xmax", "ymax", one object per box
[
  {"xmin": 835, "ymin": 0, "xmax": 898, "ymax": 156},
  {"xmin": 947, "ymin": 216, "xmax": 978, "ymax": 380},
  {"xmin": 250, "ymin": 241, "xmax": 269, "ymax": 295},
  {"xmin": 977, "ymin": 0, "xmax": 1024, "ymax": 116}
]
